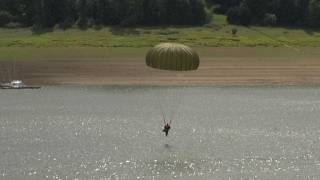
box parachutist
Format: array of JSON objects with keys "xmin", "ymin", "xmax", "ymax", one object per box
[{"xmin": 163, "ymin": 122, "xmax": 171, "ymax": 136}]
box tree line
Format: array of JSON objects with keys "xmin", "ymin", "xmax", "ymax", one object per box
[
  {"xmin": 207, "ymin": 0, "xmax": 320, "ymax": 27},
  {"xmin": 0, "ymin": 0, "xmax": 209, "ymax": 29},
  {"xmin": 0, "ymin": 0, "xmax": 319, "ymax": 29}
]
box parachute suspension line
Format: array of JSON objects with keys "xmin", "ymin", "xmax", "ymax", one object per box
[
  {"xmin": 168, "ymin": 88, "xmax": 183, "ymax": 124},
  {"xmin": 160, "ymin": 105, "xmax": 166, "ymax": 124},
  {"xmin": 156, "ymin": 89, "xmax": 167, "ymax": 124},
  {"xmin": 156, "ymin": 87, "xmax": 183, "ymax": 125}
]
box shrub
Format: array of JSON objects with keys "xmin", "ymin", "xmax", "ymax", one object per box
[
  {"xmin": 59, "ymin": 17, "xmax": 74, "ymax": 30},
  {"xmin": 77, "ymin": 17, "xmax": 88, "ymax": 29},
  {"xmin": 204, "ymin": 8, "xmax": 214, "ymax": 25},
  {"xmin": 94, "ymin": 24, "xmax": 103, "ymax": 30},
  {"xmin": 227, "ymin": 7, "xmax": 240, "ymax": 24},
  {"xmin": 31, "ymin": 23, "xmax": 42, "ymax": 33},
  {"xmin": 0, "ymin": 11, "xmax": 13, "ymax": 27},
  {"xmin": 31, "ymin": 23, "xmax": 53, "ymax": 34},
  {"xmin": 227, "ymin": 5, "xmax": 252, "ymax": 26},
  {"xmin": 157, "ymin": 30, "xmax": 180, "ymax": 35},
  {"xmin": 87, "ymin": 18, "xmax": 95, "ymax": 28},
  {"xmin": 120, "ymin": 16, "xmax": 140, "ymax": 27},
  {"xmin": 232, "ymin": 27, "xmax": 238, "ymax": 35},
  {"xmin": 4, "ymin": 22, "xmax": 23, "ymax": 29},
  {"xmin": 263, "ymin": 13, "xmax": 277, "ymax": 26}
]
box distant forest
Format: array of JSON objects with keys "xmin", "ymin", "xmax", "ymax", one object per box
[
  {"xmin": 208, "ymin": 0, "xmax": 320, "ymax": 27},
  {"xmin": 0, "ymin": 0, "xmax": 319, "ymax": 29}
]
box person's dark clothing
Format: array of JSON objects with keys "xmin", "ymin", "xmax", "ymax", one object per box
[{"xmin": 163, "ymin": 123, "xmax": 171, "ymax": 136}]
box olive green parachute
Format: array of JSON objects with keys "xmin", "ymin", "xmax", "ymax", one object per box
[{"xmin": 146, "ymin": 43, "xmax": 200, "ymax": 71}]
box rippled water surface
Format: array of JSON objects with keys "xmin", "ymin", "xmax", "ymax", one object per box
[{"xmin": 1, "ymin": 86, "xmax": 320, "ymax": 180}]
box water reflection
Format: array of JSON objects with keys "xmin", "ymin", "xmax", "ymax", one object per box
[{"xmin": 0, "ymin": 86, "xmax": 320, "ymax": 179}]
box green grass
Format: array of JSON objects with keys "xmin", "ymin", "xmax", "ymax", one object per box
[
  {"xmin": 1, "ymin": 47, "xmax": 319, "ymax": 61},
  {"xmin": 0, "ymin": 15, "xmax": 320, "ymax": 48}
]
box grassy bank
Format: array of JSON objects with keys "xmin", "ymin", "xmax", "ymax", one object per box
[
  {"xmin": 0, "ymin": 15, "xmax": 320, "ymax": 48},
  {"xmin": 0, "ymin": 47, "xmax": 319, "ymax": 61}
]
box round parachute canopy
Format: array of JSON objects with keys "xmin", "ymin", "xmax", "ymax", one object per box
[{"xmin": 146, "ymin": 43, "xmax": 200, "ymax": 71}]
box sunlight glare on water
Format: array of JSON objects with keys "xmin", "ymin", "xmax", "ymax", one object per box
[{"xmin": 0, "ymin": 86, "xmax": 320, "ymax": 180}]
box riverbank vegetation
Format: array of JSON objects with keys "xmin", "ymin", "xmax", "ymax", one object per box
[
  {"xmin": 1, "ymin": 0, "xmax": 320, "ymax": 29},
  {"xmin": 0, "ymin": 0, "xmax": 210, "ymax": 30},
  {"xmin": 0, "ymin": 0, "xmax": 319, "ymax": 48},
  {"xmin": 0, "ymin": 15, "xmax": 320, "ymax": 48},
  {"xmin": 208, "ymin": 0, "xmax": 320, "ymax": 27}
]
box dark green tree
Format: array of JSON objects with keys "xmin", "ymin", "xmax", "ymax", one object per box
[
  {"xmin": 190, "ymin": 0, "xmax": 209, "ymax": 25},
  {"xmin": 0, "ymin": 10, "xmax": 12, "ymax": 26},
  {"xmin": 308, "ymin": 0, "xmax": 320, "ymax": 27},
  {"xmin": 227, "ymin": 3, "xmax": 252, "ymax": 25},
  {"xmin": 34, "ymin": 0, "xmax": 56, "ymax": 28},
  {"xmin": 275, "ymin": 0, "xmax": 309, "ymax": 25},
  {"xmin": 77, "ymin": 0, "xmax": 88, "ymax": 28},
  {"xmin": 142, "ymin": 0, "xmax": 160, "ymax": 25}
]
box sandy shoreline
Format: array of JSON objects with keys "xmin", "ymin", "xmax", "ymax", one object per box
[{"xmin": 1, "ymin": 47, "xmax": 320, "ymax": 86}]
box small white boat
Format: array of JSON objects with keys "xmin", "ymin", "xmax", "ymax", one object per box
[{"xmin": 0, "ymin": 80, "xmax": 40, "ymax": 89}]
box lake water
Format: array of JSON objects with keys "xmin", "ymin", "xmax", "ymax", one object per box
[{"xmin": 1, "ymin": 86, "xmax": 320, "ymax": 180}]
